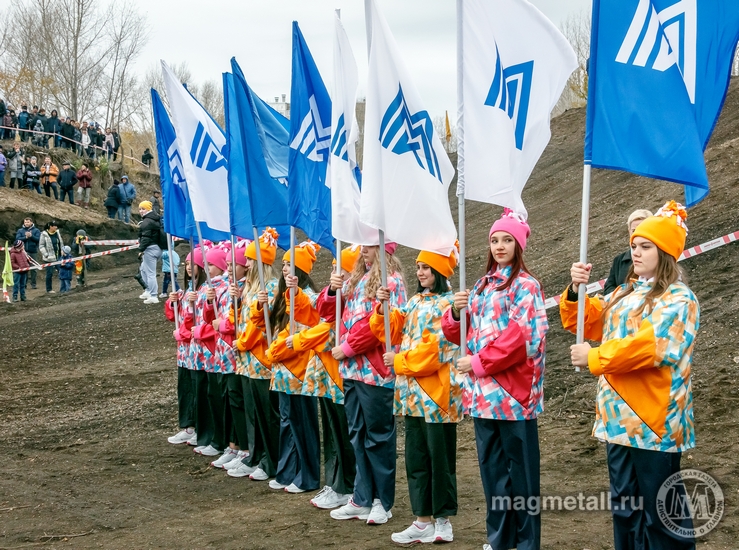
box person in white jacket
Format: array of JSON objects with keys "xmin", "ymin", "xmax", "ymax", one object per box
[{"xmin": 39, "ymin": 220, "xmax": 64, "ymax": 294}]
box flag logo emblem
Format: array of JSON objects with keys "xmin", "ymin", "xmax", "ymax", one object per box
[
  {"xmin": 190, "ymin": 122, "xmax": 228, "ymax": 172},
  {"xmin": 331, "ymin": 114, "xmax": 349, "ymax": 161},
  {"xmin": 290, "ymin": 95, "xmax": 331, "ymax": 162},
  {"xmin": 167, "ymin": 142, "xmax": 186, "ymax": 189},
  {"xmin": 485, "ymin": 45, "xmax": 534, "ymax": 151},
  {"xmin": 379, "ymin": 85, "xmax": 443, "ymax": 183},
  {"xmin": 616, "ymin": 0, "xmax": 697, "ymax": 103}
]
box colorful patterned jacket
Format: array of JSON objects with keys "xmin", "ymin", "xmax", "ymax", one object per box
[
  {"xmin": 268, "ymin": 287, "xmax": 318, "ymax": 394},
  {"xmin": 165, "ymin": 289, "xmax": 190, "ymax": 369},
  {"xmin": 183, "ymin": 283, "xmax": 209, "ymax": 371},
  {"xmin": 442, "ymin": 265, "xmax": 548, "ymax": 420},
  {"xmin": 371, "ymin": 291, "xmax": 462, "ymax": 423},
  {"xmin": 287, "ymin": 288, "xmax": 344, "ymax": 404},
  {"xmin": 207, "ymin": 278, "xmax": 245, "ymax": 375},
  {"xmin": 317, "ymin": 272, "xmax": 407, "ymax": 389},
  {"xmin": 233, "ymin": 278, "xmax": 278, "ymax": 380},
  {"xmin": 191, "ymin": 274, "xmax": 229, "ymax": 373},
  {"xmin": 560, "ymin": 280, "xmax": 699, "ymax": 452}
]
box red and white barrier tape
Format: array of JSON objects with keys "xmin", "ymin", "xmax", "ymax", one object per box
[
  {"xmin": 11, "ymin": 245, "xmax": 137, "ymax": 273},
  {"xmin": 543, "ymin": 230, "xmax": 739, "ymax": 310},
  {"xmin": 86, "ymin": 239, "xmax": 139, "ymax": 246}
]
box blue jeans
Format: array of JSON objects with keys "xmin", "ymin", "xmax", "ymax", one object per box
[
  {"xmin": 13, "ymin": 272, "xmax": 28, "ymax": 300},
  {"xmin": 117, "ymin": 204, "xmax": 131, "ymax": 223},
  {"xmin": 162, "ymin": 272, "xmax": 180, "ymax": 294},
  {"xmin": 46, "ymin": 265, "xmax": 57, "ymax": 292},
  {"xmin": 59, "ymin": 188, "xmax": 74, "ymax": 204},
  {"xmin": 60, "ymin": 279, "xmax": 71, "ymax": 293},
  {"xmin": 0, "ymin": 171, "xmax": 5, "ymax": 186},
  {"xmin": 44, "ymin": 182, "xmax": 58, "ymax": 199}
]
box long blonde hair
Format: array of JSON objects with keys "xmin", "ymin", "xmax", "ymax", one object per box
[
  {"xmin": 241, "ymin": 263, "xmax": 274, "ymax": 302},
  {"xmin": 346, "ymin": 249, "xmax": 404, "ymax": 301},
  {"xmin": 603, "ymin": 248, "xmax": 683, "ymax": 319}
]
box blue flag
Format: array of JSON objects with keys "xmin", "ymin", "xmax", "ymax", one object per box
[
  {"xmin": 586, "ymin": 0, "xmax": 739, "ymax": 206},
  {"xmin": 230, "ymin": 58, "xmax": 291, "ymax": 249},
  {"xmin": 288, "ymin": 22, "xmax": 335, "ymax": 255},
  {"xmin": 152, "ymin": 88, "xmax": 188, "ymax": 239}
]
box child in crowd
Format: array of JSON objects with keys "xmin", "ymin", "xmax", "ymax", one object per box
[
  {"xmin": 10, "ymin": 240, "xmax": 30, "ymax": 302},
  {"xmin": 318, "ymin": 243, "xmax": 407, "ymax": 525},
  {"xmin": 562, "ymin": 201, "xmax": 699, "ymax": 550},
  {"xmin": 161, "ymin": 248, "xmax": 181, "ymax": 297},
  {"xmin": 372, "ymin": 244, "xmax": 462, "ymax": 544},
  {"xmin": 166, "ymin": 251, "xmax": 197, "ymax": 446},
  {"xmin": 58, "ymin": 246, "xmax": 74, "ymax": 294},
  {"xmin": 442, "ymin": 209, "xmax": 548, "ymax": 550}
]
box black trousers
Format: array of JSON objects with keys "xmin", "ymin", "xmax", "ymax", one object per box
[
  {"xmin": 606, "ymin": 443, "xmax": 695, "ymax": 550},
  {"xmin": 206, "ymin": 372, "xmax": 226, "ymax": 451},
  {"xmin": 244, "ymin": 378, "xmax": 280, "ymax": 477},
  {"xmin": 177, "ymin": 367, "xmax": 195, "ymax": 429},
  {"xmin": 220, "ymin": 373, "xmax": 236, "ymax": 447},
  {"xmin": 226, "ymin": 374, "xmax": 252, "ymax": 450},
  {"xmin": 274, "ymin": 393, "xmax": 320, "ymax": 490},
  {"xmin": 343, "ymin": 379, "xmax": 396, "ymax": 510},
  {"xmin": 405, "ymin": 416, "xmax": 458, "ymax": 518},
  {"xmin": 319, "ymin": 397, "xmax": 355, "ymax": 495},
  {"xmin": 192, "ymin": 370, "xmax": 213, "ymax": 447},
  {"xmin": 474, "ymin": 417, "xmax": 540, "ymax": 550}
]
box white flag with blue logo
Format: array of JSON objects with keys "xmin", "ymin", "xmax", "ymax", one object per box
[
  {"xmin": 329, "ymin": 12, "xmax": 379, "ymax": 246},
  {"xmin": 361, "ymin": 0, "xmax": 456, "ymax": 254},
  {"xmin": 460, "ymin": 0, "xmax": 577, "ymax": 215},
  {"xmin": 161, "ymin": 60, "xmax": 231, "ymax": 234}
]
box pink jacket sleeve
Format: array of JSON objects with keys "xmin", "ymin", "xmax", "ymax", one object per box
[
  {"xmin": 316, "ymin": 286, "xmax": 340, "ymax": 323},
  {"xmin": 470, "ymin": 322, "xmax": 528, "ymax": 378},
  {"xmin": 340, "ymin": 315, "xmax": 382, "ymax": 358},
  {"xmin": 441, "ymin": 307, "xmax": 471, "ymax": 347}
]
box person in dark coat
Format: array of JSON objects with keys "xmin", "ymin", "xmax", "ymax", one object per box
[
  {"xmin": 142, "ymin": 148, "xmax": 154, "ymax": 167},
  {"xmin": 23, "ymin": 156, "xmax": 42, "ymax": 193},
  {"xmin": 112, "ymin": 129, "xmax": 121, "ymax": 161},
  {"xmin": 137, "ymin": 201, "xmax": 163, "ymax": 302},
  {"xmin": 603, "ymin": 209, "xmax": 653, "ymax": 295},
  {"xmin": 17, "ymin": 105, "xmax": 31, "ymax": 142},
  {"xmin": 104, "ymin": 179, "xmax": 122, "ymax": 219},
  {"xmin": 45, "ymin": 110, "xmax": 63, "ymax": 147},
  {"xmin": 15, "ymin": 217, "xmax": 41, "ymax": 289},
  {"xmin": 10, "ymin": 240, "xmax": 30, "ymax": 301},
  {"xmin": 57, "ymin": 161, "xmax": 78, "ymax": 205},
  {"xmin": 61, "ymin": 118, "xmax": 76, "ymax": 149}
]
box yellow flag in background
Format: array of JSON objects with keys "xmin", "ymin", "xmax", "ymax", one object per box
[
  {"xmin": 445, "ymin": 110, "xmax": 452, "ymax": 143},
  {"xmin": 3, "ymin": 241, "xmax": 13, "ymax": 302}
]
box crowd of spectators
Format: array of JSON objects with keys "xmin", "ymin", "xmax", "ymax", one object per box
[{"xmin": 0, "ymin": 98, "xmax": 121, "ymax": 161}]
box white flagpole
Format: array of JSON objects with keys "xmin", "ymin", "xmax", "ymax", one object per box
[
  {"xmin": 289, "ymin": 226, "xmax": 296, "ymax": 335},
  {"xmin": 456, "ymin": 0, "xmax": 467, "ymax": 357},
  {"xmin": 230, "ymin": 235, "xmax": 239, "ymax": 340},
  {"xmin": 252, "ymin": 226, "xmax": 273, "ymax": 345},
  {"xmin": 195, "ymin": 221, "xmax": 213, "ymax": 288},
  {"xmin": 335, "ymin": 238, "xmax": 342, "ymax": 348},
  {"xmin": 166, "ymin": 232, "xmax": 179, "ymax": 330},
  {"xmin": 575, "ymin": 163, "xmax": 591, "ymax": 372},
  {"xmin": 365, "ymin": 0, "xmax": 391, "ymax": 353}
]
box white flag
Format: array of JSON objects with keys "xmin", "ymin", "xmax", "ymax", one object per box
[
  {"xmin": 360, "ymin": 0, "xmax": 456, "ymax": 254},
  {"xmin": 161, "ymin": 60, "xmax": 231, "ymax": 233},
  {"xmin": 329, "ymin": 13, "xmax": 379, "ymax": 246},
  {"xmin": 459, "ymin": 0, "xmax": 577, "ymax": 215}
]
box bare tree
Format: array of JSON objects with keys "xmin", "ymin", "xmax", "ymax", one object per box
[{"xmin": 555, "ymin": 9, "xmax": 591, "ymax": 115}]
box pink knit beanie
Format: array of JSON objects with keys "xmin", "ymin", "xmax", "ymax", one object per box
[
  {"xmin": 489, "ymin": 209, "xmax": 531, "ymax": 251},
  {"xmin": 205, "ymin": 247, "xmax": 228, "ymax": 273}
]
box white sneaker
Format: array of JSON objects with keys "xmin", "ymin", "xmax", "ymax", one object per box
[
  {"xmin": 195, "ymin": 444, "xmax": 220, "ymax": 457},
  {"xmin": 139, "ymin": 292, "xmax": 150, "ymax": 299},
  {"xmin": 433, "ymin": 517, "xmax": 453, "ymax": 543},
  {"xmin": 167, "ymin": 429, "xmax": 193, "ymax": 445},
  {"xmin": 483, "ymin": 545, "xmax": 492, "ymax": 550},
  {"xmin": 223, "ymin": 450, "xmax": 249, "ymax": 470},
  {"xmin": 330, "ymin": 498, "xmax": 371, "ymax": 521},
  {"xmin": 268, "ymin": 479, "xmax": 287, "ymax": 490},
  {"xmin": 186, "ymin": 433, "xmax": 198, "ymax": 446},
  {"xmin": 143, "ymin": 295, "xmax": 160, "ymax": 304},
  {"xmin": 227, "ymin": 462, "xmax": 256, "ymax": 478},
  {"xmin": 285, "ymin": 483, "xmax": 305, "ymax": 494},
  {"xmin": 390, "ymin": 521, "xmax": 435, "ymax": 544},
  {"xmin": 159, "ymin": 293, "xmax": 167, "ymax": 298},
  {"xmin": 249, "ymin": 467, "xmax": 269, "ymax": 481},
  {"xmin": 211, "ymin": 448, "xmax": 238, "ymax": 468},
  {"xmin": 367, "ymin": 498, "xmax": 392, "ymax": 525},
  {"xmin": 311, "ymin": 486, "xmax": 350, "ymax": 510}
]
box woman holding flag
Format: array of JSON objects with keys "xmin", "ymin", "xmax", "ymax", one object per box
[
  {"xmin": 319, "ymin": 243, "xmax": 407, "ymax": 525},
  {"xmin": 442, "ymin": 210, "xmax": 548, "ymax": 550},
  {"xmin": 228, "ymin": 230, "xmax": 281, "ymax": 481},
  {"xmin": 371, "ymin": 245, "xmax": 461, "ymax": 544},
  {"xmin": 561, "ymin": 202, "xmax": 699, "ymax": 550},
  {"xmin": 264, "ymin": 241, "xmax": 321, "ymax": 494}
]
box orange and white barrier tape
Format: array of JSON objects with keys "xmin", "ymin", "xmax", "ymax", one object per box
[
  {"xmin": 544, "ymin": 230, "xmax": 739, "ymax": 310},
  {"xmin": 11, "ymin": 245, "xmax": 137, "ymax": 273}
]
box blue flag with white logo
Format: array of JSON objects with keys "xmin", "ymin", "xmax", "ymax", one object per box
[
  {"xmin": 230, "ymin": 58, "xmax": 291, "ymax": 249},
  {"xmin": 152, "ymin": 88, "xmax": 188, "ymax": 240},
  {"xmin": 288, "ymin": 22, "xmax": 335, "ymax": 256},
  {"xmin": 586, "ymin": 0, "xmax": 739, "ymax": 206}
]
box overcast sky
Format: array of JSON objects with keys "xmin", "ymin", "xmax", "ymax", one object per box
[{"xmin": 134, "ymin": 0, "xmax": 590, "ymax": 118}]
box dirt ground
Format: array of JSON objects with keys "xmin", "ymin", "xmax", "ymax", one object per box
[{"xmin": 2, "ymin": 85, "xmax": 739, "ymax": 548}]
